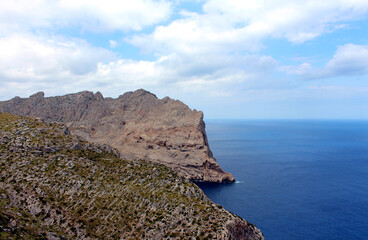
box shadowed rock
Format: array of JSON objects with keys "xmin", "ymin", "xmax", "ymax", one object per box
[{"xmin": 0, "ymin": 89, "xmax": 234, "ymax": 182}]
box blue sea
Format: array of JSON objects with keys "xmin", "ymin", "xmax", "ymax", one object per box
[{"xmin": 196, "ymin": 120, "xmax": 368, "ymax": 240}]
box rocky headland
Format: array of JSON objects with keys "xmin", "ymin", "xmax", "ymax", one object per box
[
  {"xmin": 0, "ymin": 113, "xmax": 264, "ymax": 239},
  {"xmin": 0, "ymin": 90, "xmax": 234, "ymax": 183}
]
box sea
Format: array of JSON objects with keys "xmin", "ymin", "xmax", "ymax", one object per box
[{"xmin": 195, "ymin": 120, "xmax": 368, "ymax": 240}]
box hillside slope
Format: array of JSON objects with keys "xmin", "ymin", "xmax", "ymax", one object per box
[{"xmin": 0, "ymin": 113, "xmax": 263, "ymax": 239}]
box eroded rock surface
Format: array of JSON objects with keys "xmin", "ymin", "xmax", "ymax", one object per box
[
  {"xmin": 0, "ymin": 89, "xmax": 234, "ymax": 182},
  {"xmin": 0, "ymin": 113, "xmax": 263, "ymax": 239}
]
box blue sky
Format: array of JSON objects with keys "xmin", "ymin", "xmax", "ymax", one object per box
[{"xmin": 0, "ymin": 0, "xmax": 368, "ymax": 119}]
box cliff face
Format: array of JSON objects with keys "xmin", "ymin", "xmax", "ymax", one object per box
[
  {"xmin": 0, "ymin": 90, "xmax": 234, "ymax": 182},
  {"xmin": 0, "ymin": 113, "xmax": 263, "ymax": 239}
]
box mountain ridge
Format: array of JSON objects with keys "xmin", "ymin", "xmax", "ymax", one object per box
[{"xmin": 0, "ymin": 89, "xmax": 234, "ymax": 183}]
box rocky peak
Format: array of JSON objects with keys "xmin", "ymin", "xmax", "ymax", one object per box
[
  {"xmin": 94, "ymin": 91, "xmax": 104, "ymax": 101},
  {"xmin": 64, "ymin": 91, "xmax": 97, "ymax": 102},
  {"xmin": 30, "ymin": 91, "xmax": 44, "ymax": 99}
]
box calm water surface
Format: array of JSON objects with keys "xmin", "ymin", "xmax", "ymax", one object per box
[{"xmin": 196, "ymin": 120, "xmax": 368, "ymax": 240}]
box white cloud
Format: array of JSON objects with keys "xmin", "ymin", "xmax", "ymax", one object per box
[
  {"xmin": 0, "ymin": 0, "xmax": 172, "ymax": 33},
  {"xmin": 0, "ymin": 0, "xmax": 367, "ymax": 119},
  {"xmin": 325, "ymin": 44, "xmax": 368, "ymax": 76},
  {"xmin": 0, "ymin": 34, "xmax": 116, "ymax": 82},
  {"xmin": 78, "ymin": 52, "xmax": 280, "ymax": 97},
  {"xmin": 282, "ymin": 63, "xmax": 313, "ymax": 76},
  {"xmin": 284, "ymin": 44, "xmax": 368, "ymax": 79},
  {"xmin": 109, "ymin": 40, "xmax": 119, "ymax": 48},
  {"xmin": 128, "ymin": 0, "xmax": 368, "ymax": 54},
  {"xmin": 0, "ymin": 32, "xmax": 282, "ymax": 100}
]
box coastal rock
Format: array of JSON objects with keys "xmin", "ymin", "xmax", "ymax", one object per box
[
  {"xmin": 0, "ymin": 113, "xmax": 263, "ymax": 239},
  {"xmin": 0, "ymin": 89, "xmax": 234, "ymax": 182}
]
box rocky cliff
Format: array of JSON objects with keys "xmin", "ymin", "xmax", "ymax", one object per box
[
  {"xmin": 0, "ymin": 113, "xmax": 263, "ymax": 239},
  {"xmin": 0, "ymin": 90, "xmax": 234, "ymax": 182}
]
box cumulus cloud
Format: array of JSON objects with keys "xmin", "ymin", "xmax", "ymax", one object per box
[
  {"xmin": 83, "ymin": 52, "xmax": 285, "ymax": 102},
  {"xmin": 0, "ymin": 34, "xmax": 116, "ymax": 86},
  {"xmin": 325, "ymin": 44, "xmax": 368, "ymax": 76},
  {"xmin": 128, "ymin": 0, "xmax": 368, "ymax": 54},
  {"xmin": 0, "ymin": 32, "xmax": 281, "ymax": 100},
  {"xmin": 284, "ymin": 44, "xmax": 368, "ymax": 79},
  {"xmin": 1, "ymin": 0, "xmax": 368, "ymax": 118},
  {"xmin": 0, "ymin": 0, "xmax": 172, "ymax": 33}
]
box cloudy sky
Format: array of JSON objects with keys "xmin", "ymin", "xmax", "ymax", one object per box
[{"xmin": 1, "ymin": 0, "xmax": 368, "ymax": 119}]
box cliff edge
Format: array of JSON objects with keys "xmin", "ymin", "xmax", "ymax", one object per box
[
  {"xmin": 0, "ymin": 113, "xmax": 263, "ymax": 239},
  {"xmin": 0, "ymin": 90, "xmax": 234, "ymax": 182}
]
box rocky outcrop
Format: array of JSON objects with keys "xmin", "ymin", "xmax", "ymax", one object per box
[
  {"xmin": 0, "ymin": 89, "xmax": 234, "ymax": 182},
  {"xmin": 0, "ymin": 113, "xmax": 263, "ymax": 239}
]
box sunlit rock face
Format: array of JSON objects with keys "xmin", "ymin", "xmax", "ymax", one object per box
[{"xmin": 0, "ymin": 89, "xmax": 234, "ymax": 183}]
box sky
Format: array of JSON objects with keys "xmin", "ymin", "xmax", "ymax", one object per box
[{"xmin": 0, "ymin": 0, "xmax": 368, "ymax": 119}]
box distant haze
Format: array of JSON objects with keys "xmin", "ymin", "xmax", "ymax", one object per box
[{"xmin": 0, "ymin": 0, "xmax": 367, "ymax": 119}]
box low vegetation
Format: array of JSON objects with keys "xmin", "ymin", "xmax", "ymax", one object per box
[{"xmin": 0, "ymin": 113, "xmax": 262, "ymax": 239}]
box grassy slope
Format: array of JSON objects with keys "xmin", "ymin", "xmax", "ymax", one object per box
[{"xmin": 0, "ymin": 113, "xmax": 253, "ymax": 239}]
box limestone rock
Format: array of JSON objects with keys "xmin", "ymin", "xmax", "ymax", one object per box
[
  {"xmin": 0, "ymin": 89, "xmax": 234, "ymax": 182},
  {"xmin": 0, "ymin": 113, "xmax": 263, "ymax": 239}
]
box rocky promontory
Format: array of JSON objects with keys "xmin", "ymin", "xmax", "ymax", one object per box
[
  {"xmin": 0, "ymin": 90, "xmax": 234, "ymax": 182},
  {"xmin": 0, "ymin": 113, "xmax": 263, "ymax": 239}
]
